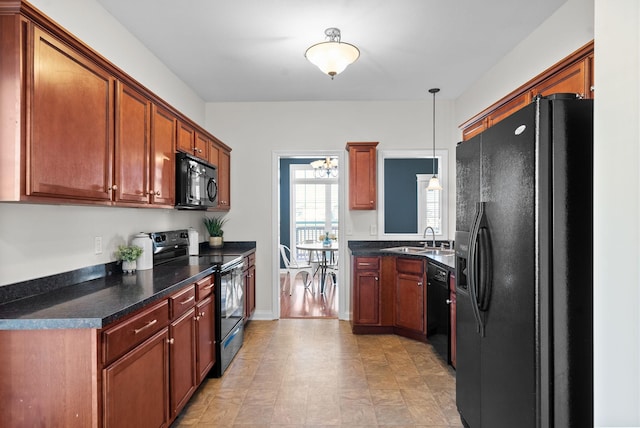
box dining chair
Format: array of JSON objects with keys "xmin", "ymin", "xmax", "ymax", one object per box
[{"xmin": 279, "ymin": 244, "xmax": 315, "ymax": 295}]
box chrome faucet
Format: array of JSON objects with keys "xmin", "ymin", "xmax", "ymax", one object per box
[{"xmin": 423, "ymin": 226, "xmax": 436, "ymax": 248}]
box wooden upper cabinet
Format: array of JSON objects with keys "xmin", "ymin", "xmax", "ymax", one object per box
[
  {"xmin": 177, "ymin": 122, "xmax": 207, "ymax": 161},
  {"xmin": 29, "ymin": 26, "xmax": 114, "ymax": 201},
  {"xmin": 216, "ymin": 148, "xmax": 231, "ymax": 210},
  {"xmin": 150, "ymin": 105, "xmax": 176, "ymax": 206},
  {"xmin": 532, "ymin": 56, "xmax": 592, "ymax": 99},
  {"xmin": 346, "ymin": 142, "xmax": 378, "ymax": 210},
  {"xmin": 115, "ymin": 82, "xmax": 150, "ymax": 204},
  {"xmin": 208, "ymin": 141, "xmax": 220, "ymax": 168},
  {"xmin": 460, "ymin": 40, "xmax": 594, "ymax": 141}
]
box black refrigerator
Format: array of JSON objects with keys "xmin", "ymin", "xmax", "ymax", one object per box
[{"xmin": 454, "ymin": 94, "xmax": 593, "ymax": 428}]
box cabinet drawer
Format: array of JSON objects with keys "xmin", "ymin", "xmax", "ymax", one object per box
[
  {"xmin": 396, "ymin": 257, "xmax": 425, "ymax": 275},
  {"xmin": 355, "ymin": 257, "xmax": 380, "ymax": 270},
  {"xmin": 170, "ymin": 285, "xmax": 196, "ymax": 319},
  {"xmin": 196, "ymin": 275, "xmax": 214, "ymax": 301},
  {"xmin": 103, "ymin": 299, "xmax": 169, "ymax": 365}
]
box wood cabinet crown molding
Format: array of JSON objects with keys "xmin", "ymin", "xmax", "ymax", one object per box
[{"xmin": 460, "ymin": 40, "xmax": 594, "ymax": 141}]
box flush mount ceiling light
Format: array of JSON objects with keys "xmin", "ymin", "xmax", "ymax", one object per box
[
  {"xmin": 305, "ymin": 28, "xmax": 360, "ymax": 79},
  {"xmin": 427, "ymin": 88, "xmax": 443, "ymax": 191},
  {"xmin": 310, "ymin": 157, "xmax": 338, "ymax": 178}
]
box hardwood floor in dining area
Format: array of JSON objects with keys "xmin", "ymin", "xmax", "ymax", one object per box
[
  {"xmin": 174, "ymin": 319, "xmax": 461, "ymax": 427},
  {"xmin": 280, "ymin": 273, "xmax": 338, "ymax": 319}
]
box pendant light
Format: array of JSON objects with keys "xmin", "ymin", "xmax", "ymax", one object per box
[
  {"xmin": 305, "ymin": 28, "xmax": 360, "ymax": 79},
  {"xmin": 427, "ymin": 88, "xmax": 443, "ymax": 191}
]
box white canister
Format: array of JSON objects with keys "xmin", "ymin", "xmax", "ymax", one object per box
[
  {"xmin": 131, "ymin": 233, "xmax": 153, "ymax": 270},
  {"xmin": 188, "ymin": 228, "xmax": 199, "ymax": 256}
]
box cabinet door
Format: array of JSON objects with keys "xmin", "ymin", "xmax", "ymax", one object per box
[
  {"xmin": 103, "ymin": 327, "xmax": 170, "ymax": 428},
  {"xmin": 244, "ymin": 263, "xmax": 256, "ymax": 322},
  {"xmin": 533, "ymin": 58, "xmax": 591, "ymax": 99},
  {"xmin": 196, "ymin": 296, "xmax": 216, "ymax": 383},
  {"xmin": 353, "ymin": 270, "xmax": 380, "ymax": 325},
  {"xmin": 169, "ymin": 308, "xmax": 197, "ymax": 418},
  {"xmin": 150, "ymin": 105, "xmax": 176, "ymax": 206},
  {"xmin": 216, "ymin": 149, "xmax": 231, "ymax": 210},
  {"xmin": 177, "ymin": 122, "xmax": 196, "ymax": 157},
  {"xmin": 115, "ymin": 82, "xmax": 150, "ymax": 203},
  {"xmin": 194, "ymin": 132, "xmax": 209, "ymax": 161},
  {"xmin": 346, "ymin": 142, "xmax": 378, "ymax": 210},
  {"xmin": 30, "ymin": 27, "xmax": 114, "ymax": 201},
  {"xmin": 395, "ymin": 272, "xmax": 425, "ymax": 334}
]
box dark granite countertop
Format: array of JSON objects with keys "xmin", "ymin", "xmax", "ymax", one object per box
[
  {"xmin": 348, "ymin": 240, "xmax": 455, "ymax": 271},
  {"xmin": 0, "ymin": 242, "xmax": 255, "ymax": 330}
]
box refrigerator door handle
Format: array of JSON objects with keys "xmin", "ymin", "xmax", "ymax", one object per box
[
  {"xmin": 468, "ymin": 202, "xmax": 485, "ymax": 336},
  {"xmin": 477, "ymin": 225, "xmax": 493, "ymax": 312}
]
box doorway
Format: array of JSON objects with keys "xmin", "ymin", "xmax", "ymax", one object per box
[{"xmin": 273, "ymin": 151, "xmax": 345, "ymax": 319}]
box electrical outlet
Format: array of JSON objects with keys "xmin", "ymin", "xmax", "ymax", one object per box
[
  {"xmin": 370, "ymin": 224, "xmax": 377, "ymax": 235},
  {"xmin": 94, "ymin": 236, "xmax": 102, "ymax": 254}
]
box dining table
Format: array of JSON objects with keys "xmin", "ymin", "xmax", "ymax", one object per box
[{"xmin": 295, "ymin": 241, "xmax": 339, "ymax": 294}]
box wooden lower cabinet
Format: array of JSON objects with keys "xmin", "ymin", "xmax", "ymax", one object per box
[
  {"xmin": 169, "ymin": 308, "xmax": 197, "ymax": 418},
  {"xmin": 352, "ymin": 257, "xmax": 381, "ymax": 325},
  {"xmin": 196, "ymin": 296, "xmax": 216, "ymax": 382},
  {"xmin": 103, "ymin": 327, "xmax": 170, "ymax": 428},
  {"xmin": 243, "ymin": 251, "xmax": 256, "ymax": 322},
  {"xmin": 395, "ymin": 257, "xmax": 427, "ymax": 337}
]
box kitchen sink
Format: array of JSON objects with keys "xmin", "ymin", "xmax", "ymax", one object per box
[
  {"xmin": 383, "ymin": 246, "xmax": 455, "ymax": 256},
  {"xmin": 384, "ymin": 246, "xmax": 428, "ymax": 254}
]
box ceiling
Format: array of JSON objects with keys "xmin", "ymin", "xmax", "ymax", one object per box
[{"xmin": 95, "ymin": 0, "xmax": 567, "ymax": 103}]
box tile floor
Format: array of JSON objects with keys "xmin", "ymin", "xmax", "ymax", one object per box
[{"xmin": 174, "ymin": 319, "xmax": 462, "ymax": 427}]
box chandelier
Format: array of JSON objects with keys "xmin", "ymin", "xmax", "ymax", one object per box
[
  {"xmin": 305, "ymin": 28, "xmax": 360, "ymax": 79},
  {"xmin": 310, "ymin": 157, "xmax": 338, "ymax": 178}
]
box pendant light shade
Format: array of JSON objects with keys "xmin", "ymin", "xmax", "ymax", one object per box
[
  {"xmin": 427, "ymin": 88, "xmax": 443, "ymax": 191},
  {"xmin": 305, "ymin": 28, "xmax": 360, "ymax": 79}
]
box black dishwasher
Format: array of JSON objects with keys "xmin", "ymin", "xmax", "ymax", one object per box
[{"xmin": 427, "ymin": 262, "xmax": 450, "ymax": 363}]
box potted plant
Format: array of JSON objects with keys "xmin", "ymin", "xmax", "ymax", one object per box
[
  {"xmin": 115, "ymin": 245, "xmax": 144, "ymax": 274},
  {"xmin": 203, "ymin": 216, "xmax": 227, "ymax": 248}
]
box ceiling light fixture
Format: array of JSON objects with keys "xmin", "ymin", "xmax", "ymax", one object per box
[
  {"xmin": 427, "ymin": 88, "xmax": 443, "ymax": 191},
  {"xmin": 310, "ymin": 157, "xmax": 338, "ymax": 178},
  {"xmin": 305, "ymin": 28, "xmax": 360, "ymax": 79}
]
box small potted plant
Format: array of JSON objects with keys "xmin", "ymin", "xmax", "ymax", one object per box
[
  {"xmin": 203, "ymin": 216, "xmax": 227, "ymax": 248},
  {"xmin": 116, "ymin": 245, "xmax": 144, "ymax": 274}
]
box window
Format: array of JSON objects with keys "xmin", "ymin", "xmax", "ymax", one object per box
[
  {"xmin": 290, "ymin": 164, "xmax": 338, "ymax": 261},
  {"xmin": 378, "ymin": 149, "xmax": 448, "ymax": 240}
]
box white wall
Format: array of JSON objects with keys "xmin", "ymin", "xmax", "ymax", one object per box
[
  {"xmin": 205, "ymin": 100, "xmax": 458, "ymax": 320},
  {"xmin": 455, "ymin": 0, "xmax": 595, "ymax": 126},
  {"xmin": 593, "ymin": 1, "xmax": 640, "ymax": 425},
  {"xmin": 27, "ymin": 0, "xmax": 206, "ymax": 124},
  {"xmin": 0, "ymin": 0, "xmax": 212, "ymax": 286}
]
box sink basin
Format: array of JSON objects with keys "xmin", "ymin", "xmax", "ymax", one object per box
[
  {"xmin": 384, "ymin": 246, "xmax": 428, "ymax": 254},
  {"xmin": 383, "ymin": 246, "xmax": 456, "ymax": 256}
]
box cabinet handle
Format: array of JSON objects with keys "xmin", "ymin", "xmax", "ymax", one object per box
[
  {"xmin": 180, "ymin": 296, "xmax": 195, "ymax": 305},
  {"xmin": 134, "ymin": 319, "xmax": 157, "ymax": 334},
  {"xmin": 167, "ymin": 337, "xmax": 174, "ymax": 344}
]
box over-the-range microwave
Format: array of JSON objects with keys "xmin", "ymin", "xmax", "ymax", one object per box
[{"xmin": 175, "ymin": 153, "xmax": 218, "ymax": 209}]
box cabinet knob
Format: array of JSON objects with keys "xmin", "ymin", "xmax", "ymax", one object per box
[
  {"xmin": 375, "ymin": 276, "xmax": 379, "ymax": 281},
  {"xmin": 417, "ymin": 281, "xmax": 423, "ymax": 287},
  {"xmin": 167, "ymin": 338, "xmax": 175, "ymax": 345},
  {"xmin": 108, "ymin": 184, "xmax": 118, "ymax": 191},
  {"xmin": 155, "ymin": 190, "xmax": 161, "ymax": 196},
  {"xmin": 446, "ymin": 299, "xmax": 452, "ymax": 304}
]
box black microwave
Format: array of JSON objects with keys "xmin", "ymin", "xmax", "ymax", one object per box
[{"xmin": 175, "ymin": 153, "xmax": 218, "ymax": 209}]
